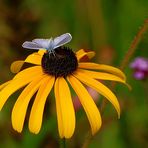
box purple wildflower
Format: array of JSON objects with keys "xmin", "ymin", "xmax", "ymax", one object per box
[{"xmin": 130, "ymin": 57, "xmax": 148, "ymax": 80}]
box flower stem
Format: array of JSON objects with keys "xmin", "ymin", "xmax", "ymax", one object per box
[{"xmin": 60, "ymin": 138, "xmax": 66, "ymax": 148}]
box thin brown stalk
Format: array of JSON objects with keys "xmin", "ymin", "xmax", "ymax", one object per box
[
  {"xmin": 81, "ymin": 131, "xmax": 92, "ymax": 148},
  {"xmin": 120, "ymin": 19, "xmax": 148, "ymax": 70}
]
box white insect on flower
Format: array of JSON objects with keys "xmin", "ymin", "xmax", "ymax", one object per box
[{"xmin": 22, "ymin": 33, "xmax": 72, "ymax": 55}]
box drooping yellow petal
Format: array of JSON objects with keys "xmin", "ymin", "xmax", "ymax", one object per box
[
  {"xmin": 67, "ymin": 75, "xmax": 101, "ymax": 135},
  {"xmin": 54, "ymin": 77, "xmax": 75, "ymax": 138},
  {"xmin": 76, "ymin": 49, "xmax": 95, "ymax": 61},
  {"xmin": 0, "ymin": 72, "xmax": 43, "ymax": 111},
  {"xmin": 74, "ymin": 71, "xmax": 120, "ymax": 118},
  {"xmin": 77, "ymin": 69, "xmax": 126, "ymax": 84},
  {"xmin": 78, "ymin": 69, "xmax": 131, "ymax": 89},
  {"xmin": 0, "ymin": 81, "xmax": 11, "ymax": 90},
  {"xmin": 29, "ymin": 76, "xmax": 55, "ymax": 134},
  {"xmin": 11, "ymin": 75, "xmax": 45, "ymax": 133},
  {"xmin": 78, "ymin": 62, "xmax": 126, "ymax": 81},
  {"xmin": 10, "ymin": 52, "xmax": 44, "ymax": 73},
  {"xmin": 13, "ymin": 66, "xmax": 43, "ymax": 80}
]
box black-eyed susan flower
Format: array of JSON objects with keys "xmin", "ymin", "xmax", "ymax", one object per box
[{"xmin": 0, "ymin": 33, "xmax": 127, "ymax": 138}]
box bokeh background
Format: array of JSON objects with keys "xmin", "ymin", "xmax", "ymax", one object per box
[{"xmin": 0, "ymin": 0, "xmax": 148, "ymax": 147}]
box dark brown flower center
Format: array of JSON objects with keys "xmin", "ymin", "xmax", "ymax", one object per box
[{"xmin": 41, "ymin": 46, "xmax": 78, "ymax": 77}]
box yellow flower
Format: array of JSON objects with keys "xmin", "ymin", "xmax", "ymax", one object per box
[{"xmin": 0, "ymin": 47, "xmax": 127, "ymax": 138}]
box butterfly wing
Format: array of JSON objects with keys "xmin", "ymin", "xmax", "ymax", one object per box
[
  {"xmin": 22, "ymin": 33, "xmax": 72, "ymax": 50},
  {"xmin": 32, "ymin": 39, "xmax": 52, "ymax": 49},
  {"xmin": 22, "ymin": 41, "xmax": 43, "ymax": 50},
  {"xmin": 53, "ymin": 33, "xmax": 72, "ymax": 49}
]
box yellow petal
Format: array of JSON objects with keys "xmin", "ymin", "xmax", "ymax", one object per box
[
  {"xmin": 54, "ymin": 77, "xmax": 75, "ymax": 138},
  {"xmin": 0, "ymin": 81, "xmax": 11, "ymax": 90},
  {"xmin": 11, "ymin": 75, "xmax": 45, "ymax": 133},
  {"xmin": 38, "ymin": 49, "xmax": 46, "ymax": 55},
  {"xmin": 25, "ymin": 53, "xmax": 42, "ymax": 65},
  {"xmin": 77, "ymin": 69, "xmax": 126, "ymax": 84},
  {"xmin": 0, "ymin": 72, "xmax": 43, "ymax": 111},
  {"xmin": 10, "ymin": 61, "xmax": 24, "ymax": 73},
  {"xmin": 67, "ymin": 75, "xmax": 101, "ymax": 135},
  {"xmin": 29, "ymin": 76, "xmax": 55, "ymax": 134},
  {"xmin": 77, "ymin": 69, "xmax": 131, "ymax": 90},
  {"xmin": 74, "ymin": 71, "xmax": 120, "ymax": 118},
  {"xmin": 78, "ymin": 62, "xmax": 126, "ymax": 81},
  {"xmin": 54, "ymin": 78, "xmax": 64, "ymax": 138},
  {"xmin": 76, "ymin": 49, "xmax": 95, "ymax": 61},
  {"xmin": 10, "ymin": 52, "xmax": 44, "ymax": 73},
  {"xmin": 13, "ymin": 66, "xmax": 43, "ymax": 80}
]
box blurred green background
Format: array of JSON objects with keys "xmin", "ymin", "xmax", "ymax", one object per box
[{"xmin": 0, "ymin": 0, "xmax": 148, "ymax": 147}]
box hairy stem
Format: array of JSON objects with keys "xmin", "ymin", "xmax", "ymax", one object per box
[{"xmin": 120, "ymin": 19, "xmax": 148, "ymax": 70}]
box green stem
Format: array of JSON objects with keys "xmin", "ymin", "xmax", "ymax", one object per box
[
  {"xmin": 60, "ymin": 138, "xmax": 66, "ymax": 148},
  {"xmin": 85, "ymin": 0, "xmax": 107, "ymax": 51}
]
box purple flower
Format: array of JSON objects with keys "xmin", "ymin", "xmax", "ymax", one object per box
[{"xmin": 130, "ymin": 57, "xmax": 148, "ymax": 80}]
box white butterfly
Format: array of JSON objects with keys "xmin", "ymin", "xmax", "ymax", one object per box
[{"xmin": 22, "ymin": 33, "xmax": 72, "ymax": 55}]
